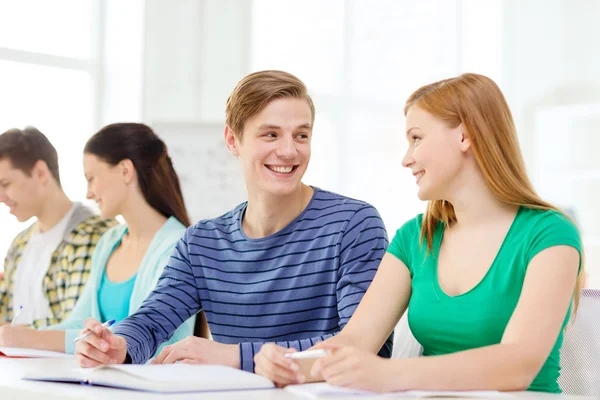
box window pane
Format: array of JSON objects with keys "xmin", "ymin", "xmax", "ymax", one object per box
[
  {"xmin": 0, "ymin": 60, "xmax": 93, "ymax": 262},
  {"xmin": 303, "ymin": 111, "xmax": 340, "ymax": 192},
  {"xmin": 344, "ymin": 108, "xmax": 425, "ymax": 232},
  {"xmin": 0, "ymin": 0, "xmax": 93, "ymax": 59},
  {"xmin": 251, "ymin": 0, "xmax": 346, "ymax": 96},
  {"xmin": 349, "ymin": 0, "xmax": 459, "ymax": 102}
]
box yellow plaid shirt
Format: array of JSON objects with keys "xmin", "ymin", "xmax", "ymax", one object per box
[{"xmin": 0, "ymin": 214, "xmax": 117, "ymax": 328}]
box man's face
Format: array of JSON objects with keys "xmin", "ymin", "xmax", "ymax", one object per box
[
  {"xmin": 0, "ymin": 158, "xmax": 43, "ymax": 222},
  {"xmin": 228, "ymin": 97, "xmax": 313, "ymax": 197}
]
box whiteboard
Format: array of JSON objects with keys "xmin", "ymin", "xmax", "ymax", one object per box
[{"xmin": 152, "ymin": 121, "xmax": 247, "ymax": 224}]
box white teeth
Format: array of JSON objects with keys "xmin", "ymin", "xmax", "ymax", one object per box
[
  {"xmin": 416, "ymin": 171, "xmax": 425, "ymax": 180},
  {"xmin": 268, "ymin": 166, "xmax": 293, "ymax": 174}
]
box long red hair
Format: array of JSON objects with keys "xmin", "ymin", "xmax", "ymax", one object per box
[{"xmin": 405, "ymin": 73, "xmax": 584, "ymax": 311}]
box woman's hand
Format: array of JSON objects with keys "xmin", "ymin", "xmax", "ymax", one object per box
[{"xmin": 312, "ymin": 346, "xmax": 397, "ymax": 393}]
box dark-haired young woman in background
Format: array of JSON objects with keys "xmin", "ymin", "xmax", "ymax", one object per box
[{"xmin": 0, "ymin": 123, "xmax": 199, "ymax": 355}]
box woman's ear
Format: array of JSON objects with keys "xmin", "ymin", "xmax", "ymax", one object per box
[
  {"xmin": 457, "ymin": 124, "xmax": 472, "ymax": 152},
  {"xmin": 119, "ymin": 159, "xmax": 136, "ymax": 184},
  {"xmin": 224, "ymin": 125, "xmax": 240, "ymax": 157}
]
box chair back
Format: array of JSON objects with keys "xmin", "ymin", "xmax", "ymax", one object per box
[
  {"xmin": 392, "ymin": 310, "xmax": 423, "ymax": 359},
  {"xmin": 558, "ymin": 288, "xmax": 600, "ymax": 397}
]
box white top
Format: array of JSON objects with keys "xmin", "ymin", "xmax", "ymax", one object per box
[{"xmin": 11, "ymin": 204, "xmax": 76, "ymax": 325}]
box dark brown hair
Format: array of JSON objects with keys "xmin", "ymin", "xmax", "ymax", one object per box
[
  {"xmin": 84, "ymin": 123, "xmax": 191, "ymax": 227},
  {"xmin": 0, "ymin": 127, "xmax": 61, "ymax": 185}
]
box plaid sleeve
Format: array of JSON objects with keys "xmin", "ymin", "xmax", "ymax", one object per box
[
  {"xmin": 32, "ymin": 217, "xmax": 117, "ymax": 328},
  {"xmin": 0, "ymin": 230, "xmax": 31, "ymax": 324},
  {"xmin": 0, "ymin": 255, "xmax": 12, "ymax": 323}
]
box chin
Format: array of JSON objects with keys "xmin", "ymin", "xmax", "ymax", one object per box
[
  {"xmin": 99, "ymin": 208, "xmax": 117, "ymax": 220},
  {"xmin": 265, "ymin": 182, "xmax": 302, "ymax": 197},
  {"xmin": 417, "ymin": 188, "xmax": 433, "ymax": 201},
  {"xmin": 15, "ymin": 214, "xmax": 29, "ymax": 222},
  {"xmin": 11, "ymin": 209, "xmax": 32, "ymax": 222}
]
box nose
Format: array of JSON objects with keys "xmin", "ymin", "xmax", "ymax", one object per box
[
  {"xmin": 402, "ymin": 147, "xmax": 414, "ymax": 169},
  {"xmin": 276, "ymin": 135, "xmax": 298, "ymax": 159},
  {"xmin": 86, "ymin": 187, "xmax": 94, "ymax": 200}
]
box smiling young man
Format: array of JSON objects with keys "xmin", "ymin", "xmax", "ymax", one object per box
[
  {"xmin": 0, "ymin": 127, "xmax": 115, "ymax": 329},
  {"xmin": 74, "ymin": 70, "xmax": 393, "ymax": 377}
]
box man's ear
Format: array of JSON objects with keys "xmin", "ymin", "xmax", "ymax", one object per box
[
  {"xmin": 224, "ymin": 125, "xmax": 240, "ymax": 157},
  {"xmin": 31, "ymin": 160, "xmax": 51, "ymax": 185},
  {"xmin": 119, "ymin": 159, "xmax": 136, "ymax": 184},
  {"xmin": 457, "ymin": 123, "xmax": 472, "ymax": 153}
]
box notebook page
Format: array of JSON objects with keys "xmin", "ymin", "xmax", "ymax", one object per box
[
  {"xmin": 285, "ymin": 383, "xmax": 513, "ymax": 398},
  {"xmin": 99, "ymin": 364, "xmax": 274, "ymax": 387},
  {"xmin": 0, "ymin": 347, "xmax": 73, "ymax": 359}
]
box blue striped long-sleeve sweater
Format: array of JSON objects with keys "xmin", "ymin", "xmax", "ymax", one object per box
[{"xmin": 112, "ymin": 187, "xmax": 393, "ymax": 371}]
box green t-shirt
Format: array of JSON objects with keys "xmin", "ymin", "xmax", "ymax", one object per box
[{"xmin": 387, "ymin": 207, "xmax": 582, "ymax": 393}]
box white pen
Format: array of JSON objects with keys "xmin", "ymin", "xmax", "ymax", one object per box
[
  {"xmin": 284, "ymin": 349, "xmax": 330, "ymax": 359},
  {"xmin": 73, "ymin": 319, "xmax": 116, "ymax": 343},
  {"xmin": 10, "ymin": 305, "xmax": 23, "ymax": 326}
]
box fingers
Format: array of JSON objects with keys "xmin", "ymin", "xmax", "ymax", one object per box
[
  {"xmin": 76, "ymin": 319, "xmax": 125, "ymax": 366},
  {"xmin": 254, "ymin": 344, "xmax": 303, "ymax": 386},
  {"xmin": 312, "ymin": 342, "xmax": 340, "ymax": 351},
  {"xmin": 180, "ymin": 358, "xmax": 202, "ymax": 365},
  {"xmin": 152, "ymin": 344, "xmax": 174, "ymax": 364},
  {"xmin": 255, "ymin": 356, "xmax": 300, "ymax": 385},
  {"xmin": 315, "ymin": 348, "xmax": 360, "ymax": 387},
  {"xmin": 83, "ymin": 331, "xmax": 110, "ymax": 353},
  {"xmin": 160, "ymin": 348, "xmax": 190, "ymax": 365},
  {"xmin": 83, "ymin": 318, "xmax": 105, "ymax": 334},
  {"xmin": 106, "ymin": 333, "xmax": 124, "ymax": 349},
  {"xmin": 75, "ymin": 340, "xmax": 113, "ymax": 366},
  {"xmin": 324, "ymin": 369, "xmax": 356, "ymax": 388},
  {"xmin": 75, "ymin": 351, "xmax": 103, "ymax": 369},
  {"xmin": 311, "ymin": 347, "xmax": 345, "ymax": 377}
]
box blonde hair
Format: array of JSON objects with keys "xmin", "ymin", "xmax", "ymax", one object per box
[
  {"xmin": 404, "ymin": 73, "xmax": 584, "ymax": 311},
  {"xmin": 225, "ymin": 70, "xmax": 315, "ymax": 140}
]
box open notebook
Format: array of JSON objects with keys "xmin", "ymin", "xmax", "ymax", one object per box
[
  {"xmin": 22, "ymin": 364, "xmax": 275, "ymax": 394},
  {"xmin": 0, "ymin": 347, "xmax": 73, "ymax": 359}
]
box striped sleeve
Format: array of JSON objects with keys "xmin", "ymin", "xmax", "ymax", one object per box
[
  {"xmin": 239, "ymin": 205, "xmax": 389, "ymax": 372},
  {"xmin": 337, "ymin": 205, "xmax": 388, "ymax": 327},
  {"xmin": 112, "ymin": 230, "xmax": 202, "ymax": 364}
]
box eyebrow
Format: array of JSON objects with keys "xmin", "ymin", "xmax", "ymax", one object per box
[
  {"xmin": 257, "ymin": 123, "xmax": 312, "ymax": 131},
  {"xmin": 406, "ymin": 127, "xmax": 420, "ymax": 137}
]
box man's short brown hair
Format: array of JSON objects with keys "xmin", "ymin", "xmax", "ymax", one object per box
[
  {"xmin": 225, "ymin": 70, "xmax": 315, "ymax": 139},
  {"xmin": 0, "ymin": 127, "xmax": 61, "ymax": 186}
]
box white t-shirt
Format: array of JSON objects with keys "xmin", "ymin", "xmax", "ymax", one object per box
[{"xmin": 11, "ymin": 204, "xmax": 77, "ymax": 325}]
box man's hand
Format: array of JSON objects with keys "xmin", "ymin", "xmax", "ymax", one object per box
[
  {"xmin": 254, "ymin": 343, "xmax": 303, "ymax": 387},
  {"xmin": 74, "ymin": 318, "xmax": 127, "ymax": 368},
  {"xmin": 152, "ymin": 336, "xmax": 240, "ymax": 369}
]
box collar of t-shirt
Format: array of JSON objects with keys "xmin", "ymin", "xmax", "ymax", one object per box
[{"xmin": 11, "ymin": 203, "xmax": 78, "ymax": 325}]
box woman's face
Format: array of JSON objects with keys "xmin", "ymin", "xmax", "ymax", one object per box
[
  {"xmin": 83, "ymin": 153, "xmax": 129, "ymax": 218},
  {"xmin": 402, "ymin": 106, "xmax": 466, "ymax": 201}
]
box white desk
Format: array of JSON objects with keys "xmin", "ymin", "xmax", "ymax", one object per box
[{"xmin": 0, "ymin": 358, "xmax": 592, "ymax": 400}]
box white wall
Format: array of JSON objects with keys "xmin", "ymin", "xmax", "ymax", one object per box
[
  {"xmin": 141, "ymin": 0, "xmax": 251, "ymax": 221},
  {"xmin": 142, "ymin": 0, "xmax": 250, "ymax": 124},
  {"xmin": 500, "ymin": 0, "xmax": 600, "ymax": 287},
  {"xmin": 119, "ymin": 0, "xmax": 600, "ymax": 286}
]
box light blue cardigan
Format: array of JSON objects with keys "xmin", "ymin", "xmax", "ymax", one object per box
[{"xmin": 44, "ymin": 217, "xmax": 195, "ymax": 354}]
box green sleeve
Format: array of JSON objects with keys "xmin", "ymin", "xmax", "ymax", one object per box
[
  {"xmin": 526, "ymin": 210, "xmax": 583, "ymax": 272},
  {"xmin": 386, "ymin": 215, "xmax": 422, "ymax": 277}
]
